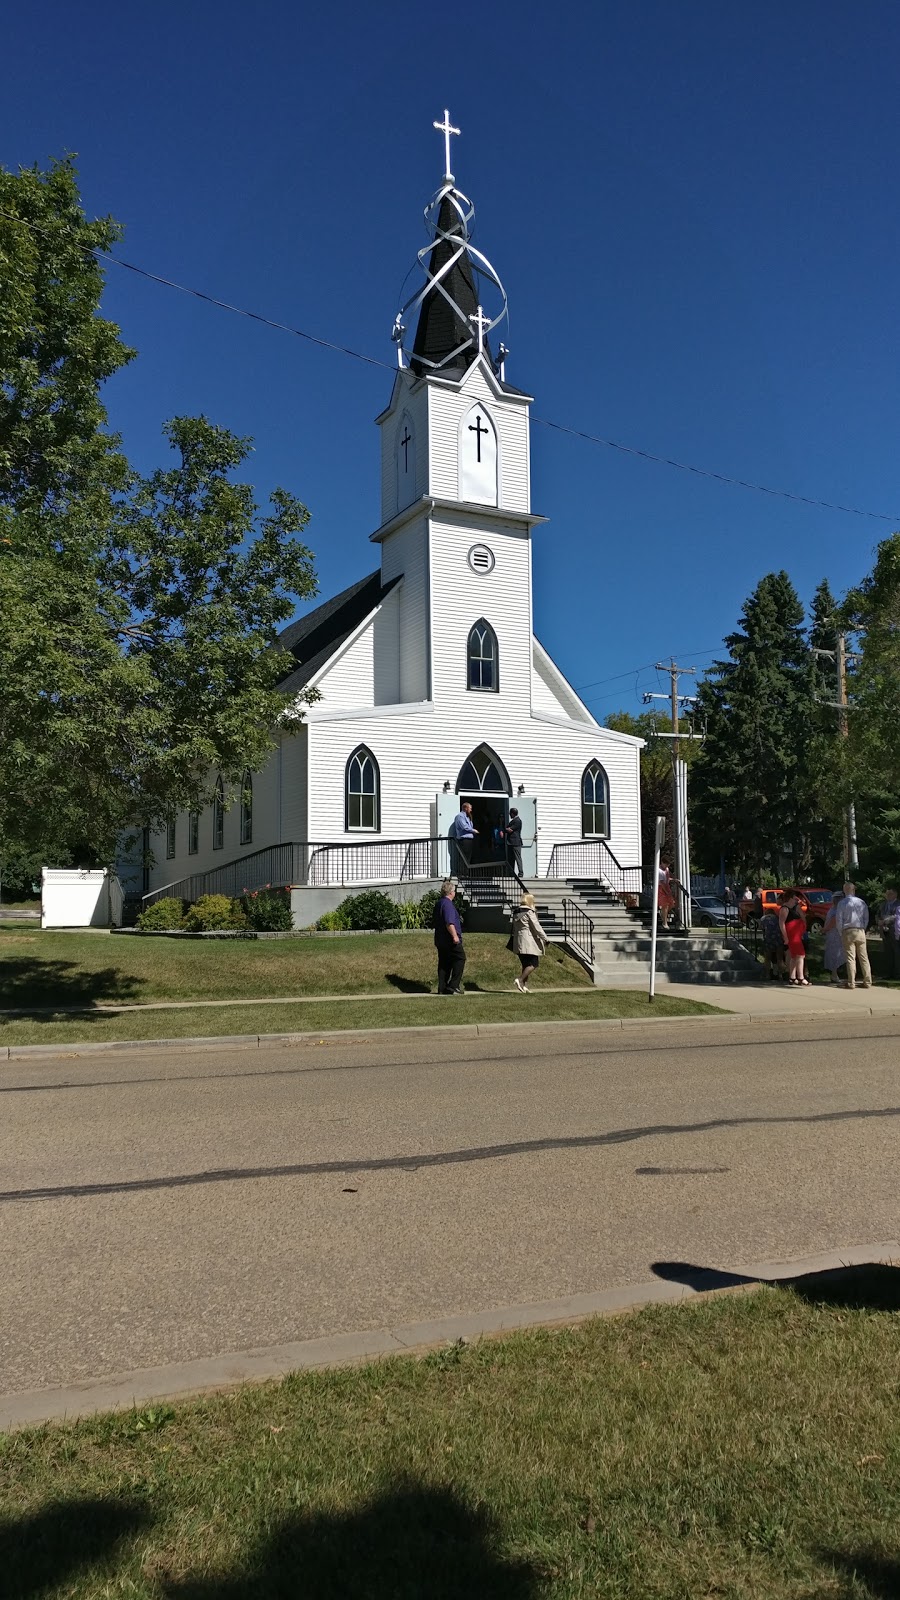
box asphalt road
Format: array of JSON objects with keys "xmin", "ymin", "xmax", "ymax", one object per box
[{"xmin": 2, "ymin": 1015, "xmax": 898, "ymax": 1396}]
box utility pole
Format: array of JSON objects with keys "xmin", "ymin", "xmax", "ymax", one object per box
[
  {"xmin": 644, "ymin": 661, "xmax": 698, "ymax": 928},
  {"xmin": 813, "ymin": 633, "xmax": 859, "ymax": 874}
]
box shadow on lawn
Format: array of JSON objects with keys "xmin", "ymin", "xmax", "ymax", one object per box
[
  {"xmin": 822, "ymin": 1548, "xmax": 900, "ymax": 1598},
  {"xmin": 0, "ymin": 957, "xmax": 146, "ymax": 1015},
  {"xmin": 385, "ymin": 972, "xmax": 432, "ymax": 994},
  {"xmin": 2, "ymin": 1496, "xmax": 150, "ymax": 1597},
  {"xmin": 164, "ymin": 1480, "xmax": 539, "ymax": 1599},
  {"xmin": 651, "ymin": 1260, "xmax": 900, "ymax": 1311}
]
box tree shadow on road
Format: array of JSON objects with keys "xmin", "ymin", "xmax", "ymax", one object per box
[
  {"xmin": 651, "ymin": 1259, "xmax": 900, "ymax": 1311},
  {"xmin": 163, "ymin": 1479, "xmax": 540, "ymax": 1599},
  {"xmin": 0, "ymin": 956, "xmax": 146, "ymax": 1015},
  {"xmin": 1, "ymin": 1496, "xmax": 150, "ymax": 1598}
]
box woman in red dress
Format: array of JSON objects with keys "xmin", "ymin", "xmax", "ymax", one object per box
[{"xmin": 783, "ymin": 896, "xmax": 809, "ymax": 985}]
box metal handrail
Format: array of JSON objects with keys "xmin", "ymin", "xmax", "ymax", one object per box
[
  {"xmin": 546, "ymin": 840, "xmax": 643, "ymax": 901},
  {"xmin": 561, "ymin": 896, "xmax": 594, "ymax": 965}
]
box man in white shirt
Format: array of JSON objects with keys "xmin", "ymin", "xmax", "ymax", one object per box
[{"xmin": 835, "ymin": 882, "xmax": 872, "ymax": 989}]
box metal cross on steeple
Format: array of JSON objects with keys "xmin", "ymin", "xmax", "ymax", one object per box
[
  {"xmin": 468, "ymin": 305, "xmax": 490, "ymax": 355},
  {"xmin": 433, "ymin": 109, "xmax": 460, "ymax": 182}
]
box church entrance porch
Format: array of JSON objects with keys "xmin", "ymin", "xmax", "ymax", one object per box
[{"xmin": 460, "ymin": 793, "xmax": 509, "ymax": 870}]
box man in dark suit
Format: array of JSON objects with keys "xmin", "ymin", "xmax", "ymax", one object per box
[{"xmin": 505, "ymin": 807, "xmax": 523, "ymax": 877}]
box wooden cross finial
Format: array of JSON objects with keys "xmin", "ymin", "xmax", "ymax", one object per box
[{"xmin": 433, "ymin": 109, "xmax": 460, "ymax": 182}]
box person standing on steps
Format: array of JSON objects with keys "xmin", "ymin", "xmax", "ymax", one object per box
[
  {"xmin": 505, "ymin": 806, "xmax": 524, "ymax": 877},
  {"xmin": 448, "ymin": 801, "xmax": 477, "ymax": 876},
  {"xmin": 835, "ymin": 881, "xmax": 872, "ymax": 989},
  {"xmin": 510, "ymin": 892, "xmax": 549, "ymax": 993},
  {"xmin": 434, "ymin": 879, "xmax": 466, "ymax": 995}
]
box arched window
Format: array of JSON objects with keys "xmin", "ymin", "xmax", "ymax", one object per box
[
  {"xmin": 188, "ymin": 812, "xmax": 199, "ymax": 855},
  {"xmin": 346, "ymin": 746, "xmax": 380, "ymax": 831},
  {"xmin": 166, "ymin": 818, "xmax": 176, "ymax": 859},
  {"xmin": 467, "ymin": 619, "xmax": 498, "ymax": 692},
  {"xmin": 456, "ymin": 744, "xmax": 510, "ymax": 794},
  {"xmin": 581, "ymin": 761, "xmax": 610, "ymax": 838},
  {"xmin": 239, "ymin": 770, "xmax": 253, "ymax": 845},
  {"xmin": 212, "ymin": 776, "xmax": 225, "ymax": 851}
]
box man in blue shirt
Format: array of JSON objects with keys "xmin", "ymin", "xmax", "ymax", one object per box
[
  {"xmin": 434, "ymin": 879, "xmax": 466, "ymax": 994},
  {"xmin": 448, "ymin": 802, "xmax": 477, "ymax": 874}
]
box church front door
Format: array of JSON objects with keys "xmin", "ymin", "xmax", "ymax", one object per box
[{"xmin": 459, "ymin": 793, "xmax": 508, "ymax": 868}]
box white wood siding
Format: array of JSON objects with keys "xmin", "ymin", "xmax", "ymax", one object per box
[
  {"xmin": 305, "ymin": 707, "xmax": 641, "ymax": 867},
  {"xmin": 427, "ymin": 362, "xmax": 530, "ymax": 513},
  {"xmin": 379, "ymin": 373, "xmax": 428, "ymax": 524},
  {"xmin": 314, "ymin": 619, "xmax": 375, "ymax": 708},
  {"xmin": 429, "ymin": 514, "xmax": 532, "ymax": 713},
  {"xmin": 146, "ymin": 742, "xmax": 281, "ymax": 889},
  {"xmin": 531, "ymin": 644, "xmax": 596, "ymax": 725},
  {"xmin": 281, "ymin": 725, "xmax": 308, "ymax": 841},
  {"xmin": 380, "ymin": 515, "xmax": 429, "ymax": 702}
]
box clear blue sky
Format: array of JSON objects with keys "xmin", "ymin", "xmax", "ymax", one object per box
[{"xmin": 4, "ymin": 0, "xmax": 899, "ymax": 718}]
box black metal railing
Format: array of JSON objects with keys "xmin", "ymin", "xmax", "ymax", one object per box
[
  {"xmin": 143, "ymin": 842, "xmax": 312, "ymax": 907},
  {"xmin": 562, "ymin": 896, "xmax": 594, "ymax": 965},
  {"xmin": 546, "ymin": 840, "xmax": 643, "ymax": 900},
  {"xmin": 457, "ymin": 860, "xmax": 527, "ymax": 912},
  {"xmin": 723, "ymin": 900, "xmax": 762, "ymax": 962},
  {"xmin": 307, "ymin": 836, "xmax": 450, "ymax": 888}
]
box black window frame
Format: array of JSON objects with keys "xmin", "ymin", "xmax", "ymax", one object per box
[
  {"xmin": 188, "ymin": 811, "xmax": 199, "ymax": 856},
  {"xmin": 212, "ymin": 776, "xmax": 225, "ymax": 851},
  {"xmin": 467, "ymin": 618, "xmax": 499, "ymax": 693},
  {"xmin": 240, "ymin": 769, "xmax": 253, "ymax": 846},
  {"xmin": 345, "ymin": 745, "xmax": 380, "ymax": 832},
  {"xmin": 581, "ymin": 761, "xmax": 610, "ymax": 839}
]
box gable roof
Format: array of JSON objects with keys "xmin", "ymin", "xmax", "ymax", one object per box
[{"xmin": 275, "ymin": 570, "xmax": 399, "ymax": 696}]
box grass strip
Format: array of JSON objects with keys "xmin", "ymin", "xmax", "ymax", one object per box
[
  {"xmin": 0, "ymin": 988, "xmax": 719, "ymax": 1046},
  {"xmin": 3, "ymin": 1276, "xmax": 900, "ymax": 1597}
]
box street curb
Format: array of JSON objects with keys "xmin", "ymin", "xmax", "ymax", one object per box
[
  {"xmin": 0, "ymin": 1012, "xmax": 741, "ymax": 1061},
  {"xmin": 4, "ymin": 1004, "xmax": 900, "ymax": 1061},
  {"xmin": 2, "ymin": 1241, "xmax": 896, "ymax": 1431}
]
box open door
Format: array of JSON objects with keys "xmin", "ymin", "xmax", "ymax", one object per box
[
  {"xmin": 435, "ymin": 792, "xmax": 459, "ymax": 879},
  {"xmin": 513, "ymin": 796, "xmax": 538, "ymax": 877}
]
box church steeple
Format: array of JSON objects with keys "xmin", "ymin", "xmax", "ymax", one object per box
[{"xmin": 393, "ymin": 112, "xmax": 508, "ymax": 381}]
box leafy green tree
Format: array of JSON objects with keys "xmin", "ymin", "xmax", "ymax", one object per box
[
  {"xmin": 690, "ymin": 572, "xmax": 815, "ymax": 881},
  {"xmin": 0, "ymin": 159, "xmax": 319, "ymax": 874},
  {"xmin": 840, "ymin": 532, "xmax": 900, "ymax": 883}
]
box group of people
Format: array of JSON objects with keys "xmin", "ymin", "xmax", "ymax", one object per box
[
  {"xmin": 447, "ymin": 803, "xmax": 525, "ymax": 876},
  {"xmin": 432, "ymin": 878, "xmax": 549, "ymax": 995},
  {"xmin": 759, "ymin": 882, "xmax": 900, "ymax": 989}
]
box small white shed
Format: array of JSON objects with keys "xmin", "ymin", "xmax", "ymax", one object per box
[{"xmin": 41, "ymin": 868, "xmax": 124, "ymax": 929}]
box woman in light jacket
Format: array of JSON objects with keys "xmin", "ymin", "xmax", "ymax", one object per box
[{"xmin": 510, "ymin": 892, "xmax": 549, "ymax": 993}]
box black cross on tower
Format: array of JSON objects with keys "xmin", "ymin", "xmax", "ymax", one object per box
[
  {"xmin": 400, "ymin": 427, "xmax": 412, "ymax": 471},
  {"xmin": 468, "ymin": 412, "xmax": 489, "ymax": 463}
]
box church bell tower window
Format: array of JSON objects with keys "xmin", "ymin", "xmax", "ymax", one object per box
[{"xmin": 467, "ymin": 619, "xmax": 498, "ymax": 692}]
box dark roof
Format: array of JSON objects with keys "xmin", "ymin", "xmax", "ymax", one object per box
[
  {"xmin": 411, "ymin": 195, "xmax": 484, "ymax": 378},
  {"xmin": 275, "ymin": 570, "xmax": 399, "ymax": 695}
]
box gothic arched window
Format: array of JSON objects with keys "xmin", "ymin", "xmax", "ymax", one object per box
[
  {"xmin": 212, "ymin": 776, "xmax": 225, "ymax": 850},
  {"xmin": 467, "ymin": 619, "xmax": 498, "ymax": 692},
  {"xmin": 457, "ymin": 744, "xmax": 510, "ymax": 794},
  {"xmin": 581, "ymin": 761, "xmax": 610, "ymax": 838},
  {"xmin": 240, "ymin": 770, "xmax": 253, "ymax": 845},
  {"xmin": 346, "ymin": 746, "xmax": 380, "ymax": 831}
]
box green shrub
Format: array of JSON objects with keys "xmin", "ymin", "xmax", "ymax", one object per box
[
  {"xmin": 336, "ymin": 890, "xmax": 402, "ymax": 931},
  {"xmin": 136, "ymin": 897, "xmax": 185, "ymax": 931},
  {"xmin": 396, "ymin": 898, "xmax": 423, "ymax": 929},
  {"xmin": 240, "ymin": 886, "xmax": 294, "ymax": 932},
  {"xmin": 417, "ymin": 888, "xmax": 441, "ymax": 928},
  {"xmin": 316, "ymin": 907, "xmax": 351, "ymax": 931},
  {"xmin": 183, "ymin": 893, "xmax": 247, "ymax": 932}
]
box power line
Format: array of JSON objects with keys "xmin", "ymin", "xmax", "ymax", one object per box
[
  {"xmin": 575, "ymin": 646, "xmax": 720, "ymax": 694},
  {"xmin": 4, "ymin": 205, "xmax": 899, "ymax": 524}
]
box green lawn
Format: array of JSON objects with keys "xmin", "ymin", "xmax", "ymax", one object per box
[
  {"xmin": 3, "ymin": 1275, "xmax": 900, "ymax": 1597},
  {"xmin": 0, "ymin": 928, "xmax": 596, "ymax": 1009},
  {"xmin": 0, "ymin": 988, "xmax": 717, "ymax": 1046}
]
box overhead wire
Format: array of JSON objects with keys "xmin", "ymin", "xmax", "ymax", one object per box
[{"xmin": 3, "ymin": 206, "xmax": 899, "ymax": 525}]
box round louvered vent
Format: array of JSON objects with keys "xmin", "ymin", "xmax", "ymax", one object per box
[{"xmin": 467, "ymin": 544, "xmax": 495, "ymax": 574}]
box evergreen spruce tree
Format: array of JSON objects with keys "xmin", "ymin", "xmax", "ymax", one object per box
[
  {"xmin": 691, "ymin": 572, "xmax": 814, "ymax": 881},
  {"xmin": 802, "ymin": 578, "xmax": 845, "ymax": 880},
  {"xmin": 840, "ymin": 531, "xmax": 900, "ymax": 885}
]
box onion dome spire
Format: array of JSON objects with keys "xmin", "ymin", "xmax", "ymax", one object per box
[{"xmin": 392, "ymin": 112, "xmax": 508, "ymax": 379}]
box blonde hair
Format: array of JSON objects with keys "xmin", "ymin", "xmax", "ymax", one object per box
[{"xmin": 520, "ymin": 893, "xmax": 536, "ymax": 909}]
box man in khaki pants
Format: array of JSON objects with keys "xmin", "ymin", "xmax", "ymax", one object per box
[{"xmin": 836, "ymin": 882, "xmax": 872, "ymax": 989}]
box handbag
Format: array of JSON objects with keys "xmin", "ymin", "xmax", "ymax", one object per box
[{"xmin": 505, "ymin": 935, "xmax": 515, "ymax": 952}]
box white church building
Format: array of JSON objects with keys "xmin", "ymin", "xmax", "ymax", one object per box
[{"xmin": 145, "ymin": 115, "xmax": 643, "ymax": 909}]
